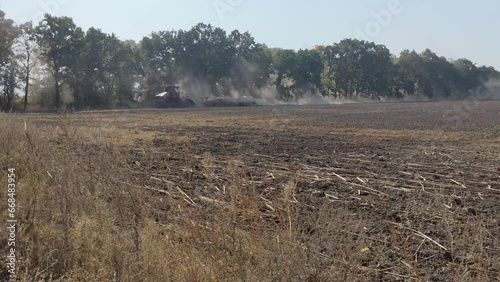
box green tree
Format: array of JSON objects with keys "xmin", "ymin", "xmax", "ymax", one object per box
[
  {"xmin": 271, "ymin": 48, "xmax": 297, "ymax": 100},
  {"xmin": 419, "ymin": 49, "xmax": 456, "ymax": 99},
  {"xmin": 452, "ymin": 58, "xmax": 479, "ymax": 97},
  {"xmin": 35, "ymin": 14, "xmax": 84, "ymax": 108},
  {"xmin": 395, "ymin": 50, "xmax": 423, "ymax": 96},
  {"xmin": 388, "ymin": 63, "xmax": 415, "ymax": 98},
  {"xmin": 322, "ymin": 39, "xmax": 393, "ymax": 99},
  {"xmin": 474, "ymin": 65, "xmax": 500, "ymax": 99},
  {"xmin": 229, "ymin": 30, "xmax": 272, "ymax": 96},
  {"xmin": 139, "ymin": 30, "xmax": 179, "ymax": 100},
  {"xmin": 292, "ymin": 49, "xmax": 323, "ymax": 96},
  {"xmin": 176, "ymin": 23, "xmax": 235, "ymax": 96},
  {"xmin": 0, "ymin": 10, "xmax": 19, "ymax": 111},
  {"xmin": 358, "ymin": 42, "xmax": 393, "ymax": 98},
  {"xmin": 114, "ymin": 40, "xmax": 141, "ymax": 107},
  {"xmin": 75, "ymin": 28, "xmax": 130, "ymax": 108},
  {"xmin": 1, "ymin": 58, "xmax": 20, "ymax": 111},
  {"xmin": 0, "ymin": 10, "xmax": 18, "ymax": 66},
  {"xmin": 15, "ymin": 22, "xmax": 39, "ymax": 110}
]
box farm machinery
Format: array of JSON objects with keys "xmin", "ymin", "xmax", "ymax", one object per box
[
  {"xmin": 201, "ymin": 96, "xmax": 257, "ymax": 107},
  {"xmin": 155, "ymin": 85, "xmax": 258, "ymax": 108},
  {"xmin": 155, "ymin": 85, "xmax": 195, "ymax": 108}
]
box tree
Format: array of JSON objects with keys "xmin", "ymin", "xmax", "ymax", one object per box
[
  {"xmin": 360, "ymin": 43, "xmax": 393, "ymax": 99},
  {"xmin": 0, "ymin": 10, "xmax": 18, "ymax": 66},
  {"xmin": 1, "ymin": 58, "xmax": 20, "ymax": 111},
  {"xmin": 271, "ymin": 49, "xmax": 297, "ymax": 100},
  {"xmin": 322, "ymin": 39, "xmax": 393, "ymax": 99},
  {"xmin": 15, "ymin": 22, "xmax": 39, "ymax": 110},
  {"xmin": 229, "ymin": 30, "xmax": 272, "ymax": 96},
  {"xmin": 388, "ymin": 63, "xmax": 415, "ymax": 98},
  {"xmin": 139, "ymin": 30, "xmax": 179, "ymax": 100},
  {"xmin": 474, "ymin": 65, "xmax": 500, "ymax": 99},
  {"xmin": 176, "ymin": 23, "xmax": 235, "ymax": 96},
  {"xmin": 395, "ymin": 50, "xmax": 423, "ymax": 96},
  {"xmin": 73, "ymin": 28, "xmax": 127, "ymax": 108},
  {"xmin": 35, "ymin": 14, "xmax": 84, "ymax": 108},
  {"xmin": 292, "ymin": 49, "xmax": 323, "ymax": 96},
  {"xmin": 452, "ymin": 58, "xmax": 479, "ymax": 97},
  {"xmin": 0, "ymin": 10, "xmax": 20, "ymax": 111},
  {"xmin": 113, "ymin": 40, "xmax": 140, "ymax": 107},
  {"xmin": 419, "ymin": 49, "xmax": 454, "ymax": 99}
]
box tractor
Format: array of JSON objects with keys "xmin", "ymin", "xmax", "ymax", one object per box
[{"xmin": 155, "ymin": 85, "xmax": 195, "ymax": 108}]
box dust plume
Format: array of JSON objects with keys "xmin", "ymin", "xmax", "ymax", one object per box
[{"xmin": 478, "ymin": 78, "xmax": 500, "ymax": 100}]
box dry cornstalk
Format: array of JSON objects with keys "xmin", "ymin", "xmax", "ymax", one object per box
[
  {"xmin": 177, "ymin": 187, "xmax": 196, "ymax": 206},
  {"xmin": 386, "ymin": 221, "xmax": 448, "ymax": 251},
  {"xmin": 450, "ymin": 179, "xmax": 467, "ymax": 188},
  {"xmin": 331, "ymin": 172, "xmax": 347, "ymax": 182},
  {"xmin": 199, "ymin": 196, "xmax": 227, "ymax": 206},
  {"xmin": 150, "ymin": 176, "xmax": 175, "ymax": 186},
  {"xmin": 144, "ymin": 185, "xmax": 170, "ymax": 196}
]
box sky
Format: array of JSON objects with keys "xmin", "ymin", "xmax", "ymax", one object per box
[{"xmin": 1, "ymin": 0, "xmax": 499, "ymax": 69}]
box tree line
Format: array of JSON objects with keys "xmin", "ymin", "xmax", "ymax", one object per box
[{"xmin": 1, "ymin": 10, "xmax": 498, "ymax": 110}]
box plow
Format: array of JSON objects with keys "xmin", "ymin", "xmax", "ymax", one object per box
[{"xmin": 155, "ymin": 85, "xmax": 258, "ymax": 108}]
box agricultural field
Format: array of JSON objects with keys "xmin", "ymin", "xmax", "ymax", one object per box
[{"xmin": 1, "ymin": 100, "xmax": 499, "ymax": 281}]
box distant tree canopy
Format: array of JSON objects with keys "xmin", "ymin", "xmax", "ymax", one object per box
[
  {"xmin": 0, "ymin": 10, "xmax": 498, "ymax": 110},
  {"xmin": 0, "ymin": 10, "xmax": 20, "ymax": 111}
]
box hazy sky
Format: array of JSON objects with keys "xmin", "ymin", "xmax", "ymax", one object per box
[{"xmin": 1, "ymin": 0, "xmax": 499, "ymax": 69}]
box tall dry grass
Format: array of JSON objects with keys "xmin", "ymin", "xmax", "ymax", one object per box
[{"xmin": 0, "ymin": 114, "xmax": 355, "ymax": 281}]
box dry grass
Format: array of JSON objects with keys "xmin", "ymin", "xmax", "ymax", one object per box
[
  {"xmin": 0, "ymin": 114, "xmax": 328, "ymax": 281},
  {"xmin": 1, "ymin": 102, "xmax": 499, "ymax": 281}
]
